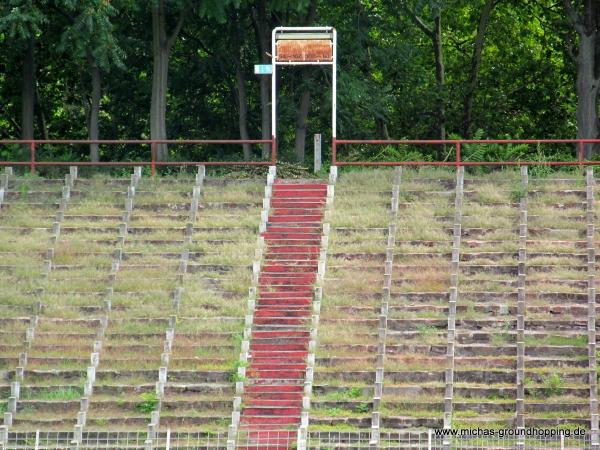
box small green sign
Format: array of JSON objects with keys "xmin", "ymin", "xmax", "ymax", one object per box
[{"xmin": 254, "ymin": 64, "xmax": 273, "ymax": 75}]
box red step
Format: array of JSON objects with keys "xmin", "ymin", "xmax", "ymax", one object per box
[
  {"xmin": 268, "ymin": 214, "xmax": 323, "ymax": 221},
  {"xmin": 242, "ymin": 407, "xmax": 302, "ymax": 416},
  {"xmin": 250, "ymin": 343, "xmax": 307, "ymax": 352},
  {"xmin": 262, "ymin": 264, "xmax": 317, "ymax": 272},
  {"xmin": 252, "ymin": 330, "xmax": 309, "ymax": 338},
  {"xmin": 264, "ymin": 253, "xmax": 319, "ymax": 261},
  {"xmin": 266, "ymin": 225, "xmax": 322, "ymax": 233},
  {"xmin": 273, "ymin": 181, "xmax": 327, "ymax": 188},
  {"xmin": 257, "ymin": 286, "xmax": 313, "ymax": 294},
  {"xmin": 250, "ymin": 352, "xmax": 308, "ymax": 362},
  {"xmin": 272, "ymin": 189, "xmax": 326, "ymax": 197},
  {"xmin": 247, "ymin": 369, "xmax": 305, "ymax": 379},
  {"xmin": 263, "ymin": 238, "xmax": 322, "ymax": 246},
  {"xmin": 259, "ymin": 276, "xmax": 315, "ymax": 286},
  {"xmin": 270, "ymin": 201, "xmax": 323, "ymax": 209},
  {"xmin": 267, "ymin": 245, "xmax": 320, "ymax": 253},
  {"xmin": 240, "ymin": 416, "xmax": 300, "ymax": 425},
  {"xmin": 245, "ymin": 384, "xmax": 303, "ymax": 393},
  {"xmin": 253, "ymin": 317, "xmax": 305, "ymax": 326},
  {"xmin": 245, "ymin": 399, "xmax": 300, "ymax": 407},
  {"xmin": 269, "ymin": 208, "xmax": 323, "ymax": 216},
  {"xmin": 263, "ymin": 232, "xmax": 321, "ymax": 239},
  {"xmin": 254, "ymin": 310, "xmax": 309, "ymax": 318},
  {"xmin": 257, "ymin": 300, "xmax": 312, "ymax": 308},
  {"xmin": 258, "ymin": 290, "xmax": 312, "ymax": 297},
  {"xmin": 250, "ymin": 362, "xmax": 306, "ymax": 370}
]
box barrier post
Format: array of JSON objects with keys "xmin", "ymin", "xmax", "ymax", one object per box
[
  {"xmin": 332, "ymin": 137, "xmax": 337, "ymax": 165},
  {"xmin": 271, "ymin": 136, "xmax": 277, "ymax": 164},
  {"xmin": 151, "ymin": 142, "xmax": 157, "ymax": 176},
  {"xmin": 30, "ymin": 141, "xmax": 36, "ymax": 174},
  {"xmin": 455, "ymin": 142, "xmax": 461, "ymax": 167}
]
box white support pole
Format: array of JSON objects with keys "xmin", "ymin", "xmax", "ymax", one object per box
[
  {"xmin": 271, "ymin": 28, "xmax": 277, "ymax": 145},
  {"xmin": 332, "ymin": 28, "xmax": 337, "ymax": 140}
]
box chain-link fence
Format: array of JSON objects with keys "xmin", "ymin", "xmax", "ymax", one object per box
[{"xmin": 0, "ymin": 429, "xmax": 595, "ymax": 449}]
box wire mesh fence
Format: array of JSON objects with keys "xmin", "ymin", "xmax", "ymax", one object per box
[{"xmin": 0, "ymin": 429, "xmax": 595, "ymax": 449}]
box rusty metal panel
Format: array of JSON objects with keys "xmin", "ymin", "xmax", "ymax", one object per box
[{"xmin": 276, "ymin": 39, "xmax": 333, "ymax": 62}]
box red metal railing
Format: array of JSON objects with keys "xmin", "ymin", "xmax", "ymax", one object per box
[
  {"xmin": 0, "ymin": 138, "xmax": 277, "ymax": 175},
  {"xmin": 332, "ymin": 138, "xmax": 600, "ymax": 166}
]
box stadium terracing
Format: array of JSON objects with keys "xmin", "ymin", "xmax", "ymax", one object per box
[{"xmin": 0, "ymin": 158, "xmax": 598, "ymax": 449}]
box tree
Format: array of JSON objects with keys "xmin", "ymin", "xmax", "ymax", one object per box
[
  {"xmin": 0, "ymin": 0, "xmax": 47, "ymax": 142},
  {"xmin": 58, "ymin": 0, "xmax": 124, "ymax": 161},
  {"xmin": 151, "ymin": 0, "xmax": 186, "ymax": 161},
  {"xmin": 563, "ymin": 0, "xmax": 600, "ymax": 157},
  {"xmin": 151, "ymin": 0, "xmax": 239, "ymax": 161},
  {"xmin": 461, "ymin": 0, "xmax": 498, "ymax": 138},
  {"xmin": 400, "ymin": 0, "xmax": 446, "ymax": 143}
]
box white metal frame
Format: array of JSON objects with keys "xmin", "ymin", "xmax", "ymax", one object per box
[{"xmin": 271, "ymin": 26, "xmax": 337, "ymax": 149}]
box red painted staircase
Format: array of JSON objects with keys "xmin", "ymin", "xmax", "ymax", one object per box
[{"xmin": 239, "ymin": 180, "xmax": 327, "ymax": 447}]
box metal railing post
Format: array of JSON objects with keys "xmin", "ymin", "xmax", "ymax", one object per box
[
  {"xmin": 332, "ymin": 137, "xmax": 337, "ymax": 165},
  {"xmin": 314, "ymin": 133, "xmax": 322, "ymax": 173},
  {"xmin": 151, "ymin": 142, "xmax": 157, "ymax": 177},
  {"xmin": 271, "ymin": 135, "xmax": 277, "ymax": 164},
  {"xmin": 30, "ymin": 142, "xmax": 36, "ymax": 175},
  {"xmin": 166, "ymin": 428, "xmax": 171, "ymax": 450},
  {"xmin": 455, "ymin": 141, "xmax": 461, "ymax": 166}
]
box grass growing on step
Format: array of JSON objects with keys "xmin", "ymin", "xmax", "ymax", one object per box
[
  {"xmin": 543, "ymin": 373, "xmax": 565, "ymax": 397},
  {"xmin": 23, "ymin": 387, "xmax": 83, "ymax": 401},
  {"xmin": 320, "ymin": 387, "xmax": 367, "ymax": 401},
  {"xmin": 524, "ymin": 335, "xmax": 587, "ymax": 346},
  {"xmin": 136, "ymin": 392, "xmax": 159, "ymax": 413}
]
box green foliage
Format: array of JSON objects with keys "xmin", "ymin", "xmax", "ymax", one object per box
[
  {"xmin": 325, "ymin": 407, "xmax": 344, "ymax": 416},
  {"xmin": 0, "ymin": 0, "xmax": 585, "ymax": 166},
  {"xmin": 543, "ymin": 373, "xmax": 564, "ymax": 397},
  {"xmin": 229, "ymin": 359, "xmax": 247, "ymax": 383},
  {"xmin": 348, "ymin": 387, "xmax": 362, "ymax": 398},
  {"xmin": 457, "ymin": 130, "xmax": 529, "ymax": 164},
  {"xmin": 0, "ymin": 0, "xmax": 47, "ymax": 39},
  {"xmin": 31, "ymin": 387, "xmax": 82, "ymax": 401},
  {"xmin": 354, "ymin": 402, "xmax": 370, "ymax": 414},
  {"xmin": 510, "ymin": 184, "xmax": 528, "ymax": 203},
  {"xmin": 136, "ymin": 392, "xmax": 159, "ymax": 413},
  {"xmin": 416, "ymin": 324, "xmax": 438, "ymax": 336},
  {"xmin": 58, "ymin": 0, "xmax": 125, "ymax": 71}
]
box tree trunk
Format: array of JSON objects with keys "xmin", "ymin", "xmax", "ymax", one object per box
[
  {"xmin": 235, "ymin": 66, "xmax": 252, "ymax": 160},
  {"xmin": 252, "ymin": 0, "xmax": 272, "ymax": 159},
  {"xmin": 575, "ymin": 32, "xmax": 600, "ymax": 158},
  {"xmin": 150, "ymin": 0, "xmax": 184, "ymax": 162},
  {"xmin": 151, "ymin": 2, "xmax": 168, "ymax": 161},
  {"xmin": 376, "ymin": 117, "xmax": 390, "ymax": 140},
  {"xmin": 294, "ymin": 90, "xmax": 311, "ymax": 163},
  {"xmin": 35, "ymin": 82, "xmax": 48, "ymax": 140},
  {"xmin": 89, "ymin": 61, "xmax": 101, "ymax": 162},
  {"xmin": 231, "ymin": 11, "xmax": 251, "ymax": 161},
  {"xmin": 461, "ymin": 0, "xmax": 496, "ymax": 138},
  {"xmin": 22, "ymin": 37, "xmax": 35, "ymax": 141},
  {"xmin": 432, "ymin": 11, "xmax": 446, "ymax": 143},
  {"xmin": 564, "ymin": 0, "xmax": 600, "ymax": 157}
]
